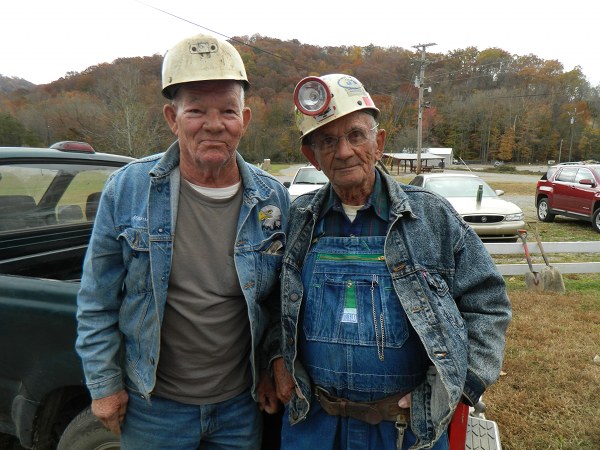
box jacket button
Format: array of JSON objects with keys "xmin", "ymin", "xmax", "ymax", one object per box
[
  {"xmin": 287, "ymin": 337, "xmax": 294, "ymax": 346},
  {"xmin": 290, "ymin": 293, "xmax": 299, "ymax": 302},
  {"xmin": 150, "ymin": 357, "xmax": 155, "ymax": 365}
]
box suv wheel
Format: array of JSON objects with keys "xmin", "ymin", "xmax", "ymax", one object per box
[
  {"xmin": 537, "ymin": 198, "xmax": 555, "ymax": 222},
  {"xmin": 593, "ymin": 208, "xmax": 600, "ymax": 233}
]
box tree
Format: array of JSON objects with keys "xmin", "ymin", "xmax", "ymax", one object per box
[{"xmin": 0, "ymin": 112, "xmax": 41, "ymax": 146}]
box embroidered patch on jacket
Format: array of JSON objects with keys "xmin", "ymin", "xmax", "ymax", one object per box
[{"xmin": 259, "ymin": 205, "xmax": 282, "ymax": 230}]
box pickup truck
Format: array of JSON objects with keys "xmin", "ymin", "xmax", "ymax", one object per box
[
  {"xmin": 0, "ymin": 143, "xmax": 133, "ymax": 449},
  {"xmin": 535, "ymin": 163, "xmax": 600, "ymax": 233}
]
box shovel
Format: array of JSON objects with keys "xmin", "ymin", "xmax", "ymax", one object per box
[
  {"xmin": 517, "ymin": 229, "xmax": 543, "ymax": 292},
  {"xmin": 531, "ymin": 224, "xmax": 566, "ymax": 294}
]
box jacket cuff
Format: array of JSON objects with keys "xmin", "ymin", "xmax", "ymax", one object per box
[
  {"xmin": 462, "ymin": 370, "xmax": 486, "ymax": 406},
  {"xmin": 86, "ymin": 373, "xmax": 124, "ymax": 400}
]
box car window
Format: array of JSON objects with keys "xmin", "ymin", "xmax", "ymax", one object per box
[
  {"xmin": 294, "ymin": 168, "xmax": 328, "ymax": 184},
  {"xmin": 0, "ymin": 162, "xmax": 117, "ymax": 232},
  {"xmin": 555, "ymin": 167, "xmax": 577, "ymax": 182},
  {"xmin": 574, "ymin": 168, "xmax": 593, "ymax": 183}
]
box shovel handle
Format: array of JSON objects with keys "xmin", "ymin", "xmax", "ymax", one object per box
[
  {"xmin": 531, "ymin": 224, "xmax": 551, "ymax": 266},
  {"xmin": 517, "ymin": 229, "xmax": 537, "ymax": 273}
]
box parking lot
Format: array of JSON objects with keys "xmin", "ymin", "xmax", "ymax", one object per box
[{"xmin": 278, "ymin": 164, "xmax": 542, "ymax": 221}]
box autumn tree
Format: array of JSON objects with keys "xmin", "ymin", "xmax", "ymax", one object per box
[{"xmin": 0, "ymin": 112, "xmax": 41, "ymax": 146}]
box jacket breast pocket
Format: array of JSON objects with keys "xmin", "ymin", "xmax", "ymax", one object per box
[
  {"xmin": 119, "ymin": 227, "xmax": 152, "ymax": 294},
  {"xmin": 253, "ymin": 233, "xmax": 285, "ymax": 301},
  {"xmin": 420, "ymin": 270, "xmax": 465, "ymax": 331}
]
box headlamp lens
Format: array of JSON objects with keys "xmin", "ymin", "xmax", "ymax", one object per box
[{"xmin": 294, "ymin": 77, "xmax": 330, "ymax": 116}]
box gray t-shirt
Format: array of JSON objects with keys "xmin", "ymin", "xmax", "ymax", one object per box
[{"xmin": 153, "ymin": 180, "xmax": 251, "ymax": 404}]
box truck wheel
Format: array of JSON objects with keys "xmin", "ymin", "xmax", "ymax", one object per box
[
  {"xmin": 537, "ymin": 198, "xmax": 555, "ymax": 222},
  {"xmin": 592, "ymin": 208, "xmax": 600, "ymax": 233},
  {"xmin": 57, "ymin": 407, "xmax": 120, "ymax": 450}
]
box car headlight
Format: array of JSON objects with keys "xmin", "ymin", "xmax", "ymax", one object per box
[{"xmin": 504, "ymin": 212, "xmax": 524, "ymax": 221}]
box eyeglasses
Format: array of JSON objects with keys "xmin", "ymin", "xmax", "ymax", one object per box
[{"xmin": 311, "ymin": 124, "xmax": 378, "ymax": 153}]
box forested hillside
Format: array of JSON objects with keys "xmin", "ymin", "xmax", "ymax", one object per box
[{"xmin": 1, "ymin": 35, "xmax": 599, "ymax": 163}]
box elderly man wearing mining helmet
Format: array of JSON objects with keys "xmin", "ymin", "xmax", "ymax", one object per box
[{"xmin": 271, "ymin": 74, "xmax": 511, "ymax": 450}]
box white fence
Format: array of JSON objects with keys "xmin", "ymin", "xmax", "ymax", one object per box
[{"xmin": 483, "ymin": 241, "xmax": 600, "ymax": 275}]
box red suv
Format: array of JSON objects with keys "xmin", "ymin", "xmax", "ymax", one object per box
[{"xmin": 535, "ymin": 163, "xmax": 600, "ymax": 232}]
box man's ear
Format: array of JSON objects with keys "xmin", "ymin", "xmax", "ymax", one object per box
[
  {"xmin": 241, "ymin": 107, "xmax": 252, "ymax": 135},
  {"xmin": 301, "ymin": 145, "xmax": 320, "ymax": 170},
  {"xmin": 163, "ymin": 104, "xmax": 178, "ymax": 134},
  {"xmin": 374, "ymin": 128, "xmax": 387, "ymax": 160}
]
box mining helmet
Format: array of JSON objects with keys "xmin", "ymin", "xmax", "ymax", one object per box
[
  {"xmin": 293, "ymin": 74, "xmax": 379, "ymax": 139},
  {"xmin": 161, "ymin": 34, "xmax": 249, "ymax": 99}
]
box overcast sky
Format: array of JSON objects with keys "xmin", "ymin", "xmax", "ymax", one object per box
[{"xmin": 2, "ymin": 0, "xmax": 599, "ymax": 87}]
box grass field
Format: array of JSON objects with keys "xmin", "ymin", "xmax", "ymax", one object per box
[{"xmin": 474, "ymin": 178, "xmax": 600, "ymax": 448}]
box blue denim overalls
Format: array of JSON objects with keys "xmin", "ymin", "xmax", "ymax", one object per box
[{"xmin": 281, "ymin": 231, "xmax": 449, "ymax": 449}]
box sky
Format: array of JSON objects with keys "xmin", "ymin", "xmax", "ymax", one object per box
[{"xmin": 2, "ymin": 0, "xmax": 600, "ymax": 87}]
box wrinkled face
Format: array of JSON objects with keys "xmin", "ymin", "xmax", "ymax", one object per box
[
  {"xmin": 163, "ymin": 80, "xmax": 250, "ymax": 176},
  {"xmin": 301, "ymin": 112, "xmax": 385, "ymax": 196}
]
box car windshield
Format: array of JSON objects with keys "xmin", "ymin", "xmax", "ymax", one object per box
[
  {"xmin": 294, "ymin": 168, "xmax": 328, "ymax": 185},
  {"xmin": 424, "ymin": 177, "xmax": 497, "ymax": 198}
]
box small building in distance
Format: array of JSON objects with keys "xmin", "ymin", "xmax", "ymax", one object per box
[
  {"xmin": 382, "ymin": 151, "xmax": 446, "ymax": 174},
  {"xmin": 427, "ymin": 148, "xmax": 453, "ymax": 167}
]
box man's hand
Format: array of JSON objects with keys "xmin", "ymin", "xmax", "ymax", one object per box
[
  {"xmin": 91, "ymin": 390, "xmax": 129, "ymax": 436},
  {"xmin": 398, "ymin": 392, "xmax": 411, "ymax": 409},
  {"xmin": 258, "ymin": 370, "xmax": 281, "ymax": 414},
  {"xmin": 272, "ymin": 357, "xmax": 297, "ymax": 405}
]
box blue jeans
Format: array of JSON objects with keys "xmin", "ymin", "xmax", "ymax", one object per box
[
  {"xmin": 281, "ymin": 400, "xmax": 449, "ymax": 450},
  {"xmin": 121, "ymin": 389, "xmax": 262, "ymax": 450}
]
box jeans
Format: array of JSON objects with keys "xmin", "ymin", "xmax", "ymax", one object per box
[
  {"xmin": 121, "ymin": 389, "xmax": 262, "ymax": 450},
  {"xmin": 281, "ymin": 400, "xmax": 449, "ymax": 450}
]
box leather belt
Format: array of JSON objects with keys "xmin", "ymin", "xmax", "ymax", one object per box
[{"xmin": 314, "ymin": 386, "xmax": 410, "ymax": 426}]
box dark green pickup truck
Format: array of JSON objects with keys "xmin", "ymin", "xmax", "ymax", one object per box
[{"xmin": 0, "ymin": 143, "xmax": 133, "ymax": 449}]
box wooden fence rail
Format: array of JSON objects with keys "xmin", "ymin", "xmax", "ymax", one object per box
[{"xmin": 483, "ymin": 241, "xmax": 600, "ymax": 275}]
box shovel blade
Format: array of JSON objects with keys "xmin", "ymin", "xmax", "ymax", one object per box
[
  {"xmin": 540, "ymin": 266, "xmax": 566, "ymax": 293},
  {"xmin": 524, "ymin": 271, "xmax": 544, "ymax": 292}
]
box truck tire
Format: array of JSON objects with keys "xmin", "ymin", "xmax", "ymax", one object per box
[
  {"xmin": 57, "ymin": 407, "xmax": 120, "ymax": 450},
  {"xmin": 537, "ymin": 198, "xmax": 555, "ymax": 222}
]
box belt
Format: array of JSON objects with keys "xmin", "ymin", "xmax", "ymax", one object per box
[{"xmin": 314, "ymin": 386, "xmax": 410, "ymax": 426}]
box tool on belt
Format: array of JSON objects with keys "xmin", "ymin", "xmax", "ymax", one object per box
[{"xmin": 314, "ymin": 386, "xmax": 410, "ymax": 448}]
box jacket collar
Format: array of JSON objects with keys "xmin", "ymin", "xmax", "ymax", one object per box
[
  {"xmin": 298, "ymin": 166, "xmax": 415, "ymax": 221},
  {"xmin": 149, "ymin": 141, "xmax": 275, "ymax": 202}
]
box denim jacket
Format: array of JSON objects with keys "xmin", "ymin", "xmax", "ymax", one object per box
[
  {"xmin": 76, "ymin": 143, "xmax": 290, "ymax": 402},
  {"xmin": 279, "ymin": 168, "xmax": 511, "ymax": 448}
]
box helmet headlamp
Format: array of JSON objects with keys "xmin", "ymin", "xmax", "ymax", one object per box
[{"xmin": 293, "ymin": 77, "xmax": 331, "ymax": 116}]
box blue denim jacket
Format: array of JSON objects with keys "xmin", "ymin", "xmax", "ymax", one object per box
[
  {"xmin": 279, "ymin": 169, "xmax": 511, "ymax": 448},
  {"xmin": 76, "ymin": 143, "xmax": 290, "ymax": 402}
]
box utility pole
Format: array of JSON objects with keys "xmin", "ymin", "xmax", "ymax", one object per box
[
  {"xmin": 412, "ymin": 43, "xmax": 436, "ymax": 174},
  {"xmin": 567, "ymin": 108, "xmax": 581, "ymax": 162}
]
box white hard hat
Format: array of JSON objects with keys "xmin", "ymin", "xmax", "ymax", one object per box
[
  {"xmin": 161, "ymin": 34, "xmax": 249, "ymax": 99},
  {"xmin": 293, "ymin": 74, "xmax": 379, "ymax": 139}
]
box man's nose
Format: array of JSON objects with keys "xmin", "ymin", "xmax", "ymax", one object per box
[
  {"xmin": 203, "ymin": 111, "xmax": 225, "ymax": 130},
  {"xmin": 333, "ymin": 135, "xmax": 354, "ymax": 157}
]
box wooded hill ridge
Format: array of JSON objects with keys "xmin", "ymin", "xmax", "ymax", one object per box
[{"xmin": 1, "ymin": 35, "xmax": 599, "ymax": 164}]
